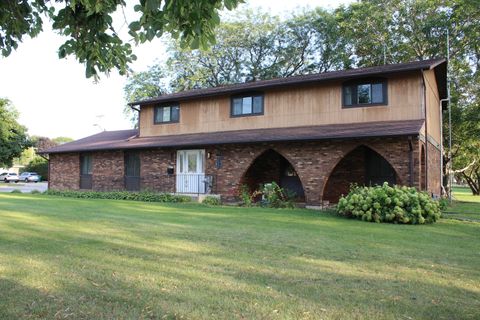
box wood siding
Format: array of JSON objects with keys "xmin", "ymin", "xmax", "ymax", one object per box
[
  {"xmin": 139, "ymin": 73, "xmax": 424, "ymax": 137},
  {"xmin": 423, "ymin": 69, "xmax": 442, "ymax": 145}
]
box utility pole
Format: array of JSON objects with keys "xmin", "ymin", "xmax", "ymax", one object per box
[{"xmin": 446, "ymin": 28, "xmax": 453, "ymax": 201}]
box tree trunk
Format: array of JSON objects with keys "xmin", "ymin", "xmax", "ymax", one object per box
[{"xmin": 462, "ymin": 172, "xmax": 480, "ymax": 196}]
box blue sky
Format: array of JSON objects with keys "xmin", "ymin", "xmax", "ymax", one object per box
[{"xmin": 0, "ymin": 0, "xmax": 352, "ymax": 139}]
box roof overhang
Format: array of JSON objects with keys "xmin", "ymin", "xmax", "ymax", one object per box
[{"xmin": 43, "ymin": 120, "xmax": 425, "ymax": 154}]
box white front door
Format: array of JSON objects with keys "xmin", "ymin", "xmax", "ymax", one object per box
[{"xmin": 176, "ymin": 149, "xmax": 205, "ymax": 193}]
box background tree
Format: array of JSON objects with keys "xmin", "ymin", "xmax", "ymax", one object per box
[
  {"xmin": 17, "ymin": 136, "xmax": 73, "ymax": 181},
  {"xmin": 0, "ymin": 0, "xmax": 242, "ymax": 79},
  {"xmin": 22, "ymin": 157, "xmax": 48, "ymax": 181},
  {"xmin": 52, "ymin": 137, "xmax": 74, "ymax": 145},
  {"xmin": 123, "ymin": 64, "xmax": 168, "ymax": 125},
  {"xmin": 0, "ymin": 99, "xmax": 30, "ymax": 168}
]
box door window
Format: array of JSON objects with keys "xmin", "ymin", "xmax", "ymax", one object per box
[{"xmin": 177, "ymin": 150, "xmax": 205, "ymax": 174}]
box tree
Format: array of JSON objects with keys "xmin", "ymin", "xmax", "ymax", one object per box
[
  {"xmin": 52, "ymin": 137, "xmax": 74, "ymax": 145},
  {"xmin": 0, "ymin": 0, "xmax": 242, "ymax": 79},
  {"xmin": 22, "ymin": 156, "xmax": 48, "ymax": 181},
  {"xmin": 0, "ymin": 99, "xmax": 30, "ymax": 168},
  {"xmin": 123, "ymin": 64, "xmax": 168, "ymax": 125},
  {"xmin": 31, "ymin": 136, "xmax": 58, "ymax": 153}
]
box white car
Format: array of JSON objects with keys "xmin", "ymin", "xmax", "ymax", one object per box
[
  {"xmin": 18, "ymin": 172, "xmax": 41, "ymax": 183},
  {"xmin": 0, "ymin": 172, "xmax": 19, "ymax": 183}
]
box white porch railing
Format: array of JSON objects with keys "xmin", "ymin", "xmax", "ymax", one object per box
[{"xmin": 175, "ymin": 173, "xmax": 214, "ymax": 194}]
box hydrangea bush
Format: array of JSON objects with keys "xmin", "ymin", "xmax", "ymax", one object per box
[{"xmin": 336, "ymin": 183, "xmax": 441, "ymax": 224}]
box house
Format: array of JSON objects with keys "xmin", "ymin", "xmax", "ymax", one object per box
[{"xmin": 43, "ymin": 59, "xmax": 447, "ymax": 207}]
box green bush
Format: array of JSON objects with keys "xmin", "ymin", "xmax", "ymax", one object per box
[
  {"xmin": 202, "ymin": 196, "xmax": 221, "ymax": 206},
  {"xmin": 44, "ymin": 190, "xmax": 191, "ymax": 203},
  {"xmin": 10, "ymin": 189, "xmax": 22, "ymax": 193},
  {"xmin": 30, "ymin": 189, "xmax": 41, "ymax": 194},
  {"xmin": 22, "ymin": 156, "xmax": 47, "ymax": 181},
  {"xmin": 238, "ymin": 184, "xmax": 253, "ymax": 207},
  {"xmin": 336, "ymin": 183, "xmax": 441, "ymax": 224},
  {"xmin": 438, "ymin": 197, "xmax": 449, "ymax": 211},
  {"xmin": 256, "ymin": 182, "xmax": 296, "ymax": 209}
]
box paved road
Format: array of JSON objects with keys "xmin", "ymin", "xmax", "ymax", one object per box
[{"xmin": 0, "ymin": 181, "xmax": 48, "ymax": 193}]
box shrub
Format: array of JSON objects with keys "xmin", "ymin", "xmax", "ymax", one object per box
[
  {"xmin": 202, "ymin": 196, "xmax": 221, "ymax": 206},
  {"xmin": 22, "ymin": 156, "xmax": 47, "ymax": 181},
  {"xmin": 438, "ymin": 197, "xmax": 449, "ymax": 211},
  {"xmin": 44, "ymin": 190, "xmax": 191, "ymax": 203},
  {"xmin": 336, "ymin": 183, "xmax": 441, "ymax": 224},
  {"xmin": 10, "ymin": 189, "xmax": 22, "ymax": 193},
  {"xmin": 30, "ymin": 189, "xmax": 41, "ymax": 194},
  {"xmin": 256, "ymin": 182, "xmax": 296, "ymax": 209},
  {"xmin": 239, "ymin": 184, "xmax": 253, "ymax": 207}
]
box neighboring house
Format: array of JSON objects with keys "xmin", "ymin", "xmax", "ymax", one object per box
[
  {"xmin": 0, "ymin": 165, "xmax": 25, "ymax": 175},
  {"xmin": 43, "ymin": 59, "xmax": 447, "ymax": 206}
]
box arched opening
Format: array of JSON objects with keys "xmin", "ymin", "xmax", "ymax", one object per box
[
  {"xmin": 420, "ymin": 145, "xmax": 426, "ymax": 190},
  {"xmin": 323, "ymin": 145, "xmax": 398, "ymax": 203},
  {"xmin": 241, "ymin": 149, "xmax": 305, "ymax": 201}
]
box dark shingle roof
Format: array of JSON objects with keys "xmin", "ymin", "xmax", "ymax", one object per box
[
  {"xmin": 130, "ymin": 58, "xmax": 447, "ymax": 106},
  {"xmin": 42, "ymin": 120, "xmax": 424, "ymax": 154}
]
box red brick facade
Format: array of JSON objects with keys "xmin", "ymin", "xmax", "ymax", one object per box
[{"xmin": 48, "ymin": 136, "xmax": 442, "ymax": 205}]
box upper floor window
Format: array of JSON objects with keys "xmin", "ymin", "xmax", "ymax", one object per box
[
  {"xmin": 154, "ymin": 104, "xmax": 180, "ymax": 124},
  {"xmin": 231, "ymin": 94, "xmax": 264, "ymax": 117},
  {"xmin": 343, "ymin": 80, "xmax": 387, "ymax": 107}
]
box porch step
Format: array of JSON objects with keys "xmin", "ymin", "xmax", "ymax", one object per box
[{"xmin": 175, "ymin": 193, "xmax": 221, "ymax": 203}]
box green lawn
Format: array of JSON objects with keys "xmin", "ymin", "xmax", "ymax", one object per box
[
  {"xmin": 443, "ymin": 186, "xmax": 480, "ymax": 221},
  {"xmin": 0, "ymin": 194, "xmax": 479, "ymax": 319}
]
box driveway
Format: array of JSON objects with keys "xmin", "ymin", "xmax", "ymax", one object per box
[{"xmin": 0, "ymin": 181, "xmax": 48, "ymax": 193}]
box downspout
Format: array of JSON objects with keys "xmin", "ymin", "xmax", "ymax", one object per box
[
  {"xmin": 47, "ymin": 156, "xmax": 50, "ymax": 189},
  {"xmin": 421, "ymin": 70, "xmax": 429, "ymax": 193},
  {"xmin": 439, "ymin": 98, "xmax": 449, "ymax": 197},
  {"xmin": 130, "ymin": 105, "xmax": 141, "ymax": 132},
  {"xmin": 408, "ymin": 137, "xmax": 414, "ymax": 186}
]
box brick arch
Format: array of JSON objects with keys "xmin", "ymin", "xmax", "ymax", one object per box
[
  {"xmin": 239, "ymin": 148, "xmax": 307, "ymax": 200},
  {"xmin": 321, "ymin": 144, "xmax": 402, "ymax": 203}
]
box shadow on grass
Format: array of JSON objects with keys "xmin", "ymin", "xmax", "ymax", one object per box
[{"xmin": 1, "ymin": 194, "xmax": 480, "ymax": 319}]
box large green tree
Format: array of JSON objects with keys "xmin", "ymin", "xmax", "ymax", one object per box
[
  {"xmin": 0, "ymin": 99, "xmax": 30, "ymax": 168},
  {"xmin": 0, "ymin": 0, "xmax": 242, "ymax": 79}
]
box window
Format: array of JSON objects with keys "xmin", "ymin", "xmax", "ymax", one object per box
[
  {"xmin": 124, "ymin": 152, "xmax": 140, "ymax": 177},
  {"xmin": 80, "ymin": 154, "xmax": 92, "ymax": 189},
  {"xmin": 80, "ymin": 154, "xmax": 92, "ymax": 175},
  {"xmin": 231, "ymin": 94, "xmax": 264, "ymax": 117},
  {"xmin": 343, "ymin": 80, "xmax": 387, "ymax": 107},
  {"xmin": 154, "ymin": 104, "xmax": 180, "ymax": 124}
]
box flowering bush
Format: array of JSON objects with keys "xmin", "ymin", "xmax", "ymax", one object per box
[{"xmin": 336, "ymin": 183, "xmax": 441, "ymax": 224}]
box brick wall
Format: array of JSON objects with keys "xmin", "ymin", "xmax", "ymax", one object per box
[
  {"xmin": 206, "ymin": 137, "xmax": 416, "ymax": 205},
  {"xmin": 140, "ymin": 149, "xmax": 176, "ymax": 192},
  {"xmin": 49, "ymin": 153, "xmax": 80, "ymax": 190},
  {"xmin": 48, "ymin": 136, "xmax": 428, "ymax": 205},
  {"xmin": 92, "ymin": 151, "xmax": 124, "ymax": 191}
]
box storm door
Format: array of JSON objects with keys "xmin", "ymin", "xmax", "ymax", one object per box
[
  {"xmin": 124, "ymin": 152, "xmax": 141, "ymax": 191},
  {"xmin": 176, "ymin": 150, "xmax": 205, "ymax": 193}
]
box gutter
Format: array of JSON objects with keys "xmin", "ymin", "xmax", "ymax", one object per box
[
  {"xmin": 421, "ymin": 70, "xmax": 429, "ymax": 192},
  {"xmin": 439, "ymin": 97, "xmax": 449, "ymax": 196}
]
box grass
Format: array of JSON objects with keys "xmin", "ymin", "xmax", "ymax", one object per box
[
  {"xmin": 0, "ymin": 194, "xmax": 479, "ymax": 319},
  {"xmin": 443, "ymin": 186, "xmax": 480, "ymax": 222}
]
